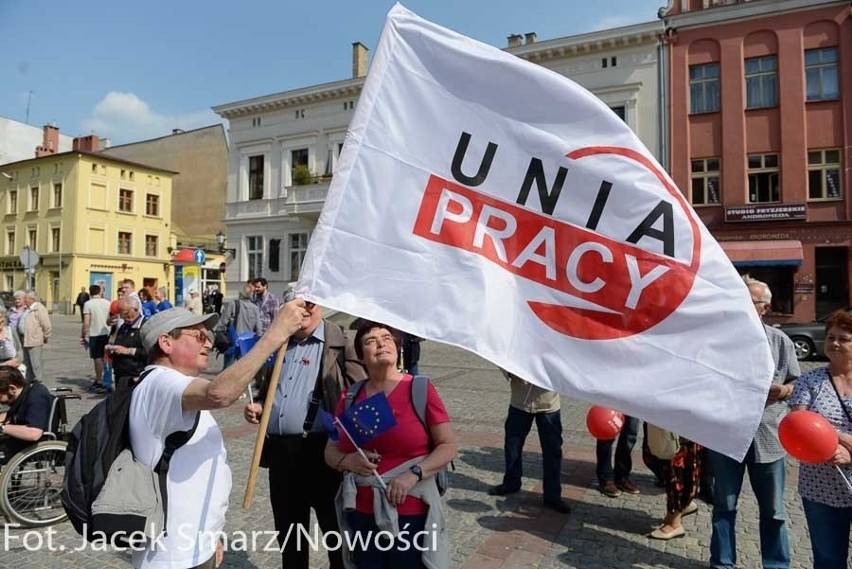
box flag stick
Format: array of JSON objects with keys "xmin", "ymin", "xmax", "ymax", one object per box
[
  {"xmin": 243, "ymin": 348, "xmax": 286, "ymax": 509},
  {"xmin": 334, "ymin": 416, "xmax": 387, "ymax": 491},
  {"xmin": 835, "ymin": 465, "xmax": 852, "ymax": 495}
]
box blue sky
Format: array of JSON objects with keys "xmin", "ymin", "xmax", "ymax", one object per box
[{"xmin": 0, "ymin": 0, "xmax": 666, "ymax": 145}]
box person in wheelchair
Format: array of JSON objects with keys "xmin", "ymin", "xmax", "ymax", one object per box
[{"xmin": 0, "ymin": 367, "xmax": 51, "ymax": 465}]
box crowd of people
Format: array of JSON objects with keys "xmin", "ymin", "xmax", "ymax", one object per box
[{"xmin": 1, "ymin": 276, "xmax": 851, "ymax": 568}]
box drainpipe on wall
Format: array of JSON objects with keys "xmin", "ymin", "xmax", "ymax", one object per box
[{"xmin": 657, "ymin": 30, "xmax": 669, "ymax": 172}]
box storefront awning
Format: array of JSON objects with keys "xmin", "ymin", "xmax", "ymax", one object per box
[
  {"xmin": 719, "ymin": 240, "xmax": 803, "ymax": 267},
  {"xmin": 171, "ymin": 248, "xmax": 199, "ymax": 265}
]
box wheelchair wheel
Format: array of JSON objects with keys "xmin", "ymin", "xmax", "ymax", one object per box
[{"xmin": 0, "ymin": 440, "xmax": 68, "ymax": 527}]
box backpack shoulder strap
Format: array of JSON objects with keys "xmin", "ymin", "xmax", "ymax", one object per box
[
  {"xmin": 411, "ymin": 375, "xmax": 430, "ymax": 432},
  {"xmin": 344, "ymin": 380, "xmax": 367, "ymax": 410}
]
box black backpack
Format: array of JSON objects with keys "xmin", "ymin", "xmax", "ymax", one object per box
[
  {"xmin": 344, "ymin": 375, "xmax": 452, "ymax": 495},
  {"xmin": 61, "ymin": 370, "xmax": 198, "ymax": 544},
  {"xmin": 213, "ymin": 300, "xmax": 241, "ymax": 354}
]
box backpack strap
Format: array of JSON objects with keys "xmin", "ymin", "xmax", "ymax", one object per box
[
  {"xmin": 153, "ymin": 411, "xmax": 201, "ymax": 535},
  {"xmin": 344, "ymin": 379, "xmax": 368, "ymax": 411},
  {"xmin": 411, "ymin": 375, "xmax": 430, "ymax": 433}
]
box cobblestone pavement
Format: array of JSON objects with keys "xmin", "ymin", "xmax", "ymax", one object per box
[{"xmin": 1, "ymin": 313, "xmax": 824, "ymax": 568}]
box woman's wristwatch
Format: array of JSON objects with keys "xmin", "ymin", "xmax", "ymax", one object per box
[
  {"xmin": 0, "ymin": 423, "xmax": 6, "ymax": 434},
  {"xmin": 409, "ymin": 465, "xmax": 423, "ymax": 481}
]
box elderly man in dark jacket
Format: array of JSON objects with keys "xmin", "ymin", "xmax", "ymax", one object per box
[{"xmin": 105, "ymin": 295, "xmax": 148, "ymax": 392}]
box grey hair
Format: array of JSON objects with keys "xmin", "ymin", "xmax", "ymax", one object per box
[
  {"xmin": 121, "ymin": 294, "xmax": 142, "ymax": 310},
  {"xmin": 25, "ymin": 290, "xmax": 38, "ymax": 300},
  {"xmin": 742, "ymin": 276, "xmax": 772, "ymax": 303},
  {"xmin": 13, "ymin": 290, "xmax": 26, "ymax": 299}
]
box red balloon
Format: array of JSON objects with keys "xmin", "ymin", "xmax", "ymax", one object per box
[
  {"xmin": 779, "ymin": 410, "xmax": 838, "ymax": 464},
  {"xmin": 586, "ymin": 406, "xmax": 625, "ymax": 440}
]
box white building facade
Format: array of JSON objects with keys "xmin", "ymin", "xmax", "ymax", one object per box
[{"xmin": 213, "ymin": 22, "xmax": 664, "ymax": 297}]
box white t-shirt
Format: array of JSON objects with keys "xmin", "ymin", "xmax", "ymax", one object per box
[
  {"xmin": 83, "ymin": 297, "xmax": 112, "ymax": 337},
  {"xmin": 129, "ymin": 365, "xmax": 231, "ymax": 569}
]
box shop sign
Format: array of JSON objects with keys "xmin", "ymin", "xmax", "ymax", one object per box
[{"xmin": 724, "ymin": 203, "xmax": 806, "ymax": 223}]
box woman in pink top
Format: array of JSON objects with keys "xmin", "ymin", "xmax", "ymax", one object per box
[{"xmin": 325, "ymin": 321, "xmax": 456, "ymax": 568}]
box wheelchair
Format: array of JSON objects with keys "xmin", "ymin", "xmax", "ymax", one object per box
[{"xmin": 0, "ymin": 387, "xmax": 80, "ymax": 527}]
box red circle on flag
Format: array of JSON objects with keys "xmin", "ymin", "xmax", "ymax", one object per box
[{"xmin": 527, "ymin": 146, "xmax": 702, "ymax": 340}]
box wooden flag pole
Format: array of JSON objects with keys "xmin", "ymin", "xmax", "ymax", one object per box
[{"xmin": 243, "ymin": 347, "xmax": 287, "ymax": 509}]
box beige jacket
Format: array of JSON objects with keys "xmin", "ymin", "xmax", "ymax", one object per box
[{"xmin": 20, "ymin": 302, "xmax": 51, "ymax": 347}]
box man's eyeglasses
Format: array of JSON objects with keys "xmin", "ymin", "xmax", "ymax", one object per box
[{"xmin": 176, "ymin": 329, "xmax": 214, "ymax": 345}]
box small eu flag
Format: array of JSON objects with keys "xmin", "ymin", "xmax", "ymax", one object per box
[
  {"xmin": 318, "ymin": 409, "xmax": 340, "ymax": 442},
  {"xmin": 338, "ymin": 392, "xmax": 397, "ymax": 447}
]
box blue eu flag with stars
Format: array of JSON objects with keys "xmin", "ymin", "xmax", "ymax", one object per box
[{"xmin": 338, "ymin": 391, "xmax": 397, "ymax": 447}]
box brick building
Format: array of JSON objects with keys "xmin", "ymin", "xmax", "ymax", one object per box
[{"xmin": 662, "ymin": 0, "xmax": 852, "ymax": 322}]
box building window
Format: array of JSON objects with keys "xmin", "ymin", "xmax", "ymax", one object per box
[
  {"xmin": 27, "ymin": 227, "xmax": 37, "ymax": 248},
  {"xmin": 748, "ymin": 154, "xmax": 780, "ymax": 203},
  {"xmin": 146, "ymin": 193, "xmax": 160, "ymax": 216},
  {"xmin": 145, "ymin": 235, "xmax": 158, "ymax": 256},
  {"xmin": 120, "ymin": 169, "xmax": 126, "ymax": 180},
  {"xmin": 690, "ymin": 158, "xmax": 721, "ymax": 205},
  {"xmin": 119, "ymin": 188, "xmax": 133, "ymax": 212},
  {"xmin": 247, "ymin": 236, "xmax": 263, "ymax": 279},
  {"xmin": 689, "ymin": 63, "xmax": 720, "ymax": 114},
  {"xmin": 6, "ymin": 231, "xmax": 14, "ymax": 255},
  {"xmin": 289, "ymin": 232, "xmax": 308, "ymax": 280},
  {"xmin": 91, "ymin": 164, "xmax": 97, "ymax": 174},
  {"xmin": 117, "ymin": 231, "xmax": 132, "ymax": 255},
  {"xmin": 248, "ymin": 155, "xmax": 264, "ymax": 200},
  {"xmin": 291, "ymin": 148, "xmax": 311, "ymax": 185},
  {"xmin": 51, "ymin": 227, "xmax": 60, "ymax": 252},
  {"xmin": 805, "ymin": 47, "xmax": 839, "ymax": 101},
  {"xmin": 7, "ymin": 190, "xmax": 17, "ymax": 214},
  {"xmin": 610, "ymin": 106, "xmax": 626, "ymax": 121},
  {"xmin": 808, "ymin": 148, "xmax": 842, "ymax": 200},
  {"xmin": 29, "ymin": 186, "xmax": 39, "ymax": 211},
  {"xmin": 52, "ymin": 182, "xmax": 62, "ymax": 207},
  {"xmin": 129, "ymin": 171, "xmax": 135, "ymax": 181},
  {"xmin": 4, "ymin": 275, "xmax": 12, "ymax": 290},
  {"xmin": 745, "ymin": 55, "xmax": 778, "ymax": 109},
  {"xmin": 269, "ymin": 238, "xmax": 281, "ymax": 272}
]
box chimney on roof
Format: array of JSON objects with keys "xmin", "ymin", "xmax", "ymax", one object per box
[
  {"xmin": 507, "ymin": 34, "xmax": 523, "ymax": 48},
  {"xmin": 73, "ymin": 134, "xmax": 100, "ymax": 152},
  {"xmin": 352, "ymin": 42, "xmax": 369, "ymax": 79},
  {"xmin": 524, "ymin": 32, "xmax": 537, "ymax": 45},
  {"xmin": 35, "ymin": 124, "xmax": 60, "ymax": 157}
]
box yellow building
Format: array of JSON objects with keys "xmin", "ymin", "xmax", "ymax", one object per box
[{"xmin": 0, "ymin": 141, "xmax": 175, "ymax": 312}]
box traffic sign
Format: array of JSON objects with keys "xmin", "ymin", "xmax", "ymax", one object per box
[
  {"xmin": 193, "ymin": 248, "xmax": 206, "ymax": 265},
  {"xmin": 19, "ymin": 247, "xmax": 40, "ymax": 270}
]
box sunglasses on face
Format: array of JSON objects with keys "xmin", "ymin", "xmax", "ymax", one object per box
[{"xmin": 175, "ymin": 328, "xmax": 214, "ymax": 345}]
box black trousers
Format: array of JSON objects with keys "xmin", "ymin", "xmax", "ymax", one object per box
[{"xmin": 265, "ymin": 433, "xmax": 343, "ymax": 569}]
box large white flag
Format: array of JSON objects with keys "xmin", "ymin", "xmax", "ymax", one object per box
[{"xmin": 299, "ymin": 4, "xmax": 774, "ymax": 459}]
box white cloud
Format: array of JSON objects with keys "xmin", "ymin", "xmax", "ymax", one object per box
[{"xmin": 81, "ymin": 91, "xmax": 221, "ymax": 144}]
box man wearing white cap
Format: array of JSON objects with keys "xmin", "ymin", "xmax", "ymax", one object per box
[{"xmin": 128, "ymin": 302, "xmax": 304, "ymax": 569}]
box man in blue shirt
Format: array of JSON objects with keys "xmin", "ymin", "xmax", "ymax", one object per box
[{"xmin": 244, "ymin": 291, "xmax": 365, "ymax": 569}]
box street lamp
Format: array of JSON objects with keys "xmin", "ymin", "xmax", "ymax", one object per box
[{"xmin": 215, "ymin": 231, "xmax": 236, "ymax": 255}]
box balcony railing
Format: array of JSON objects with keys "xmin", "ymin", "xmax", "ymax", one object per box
[{"xmin": 225, "ymin": 178, "xmax": 332, "ymax": 220}]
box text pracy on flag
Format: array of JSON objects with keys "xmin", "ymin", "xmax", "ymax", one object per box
[{"xmin": 298, "ymin": 4, "xmax": 774, "ymax": 460}]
